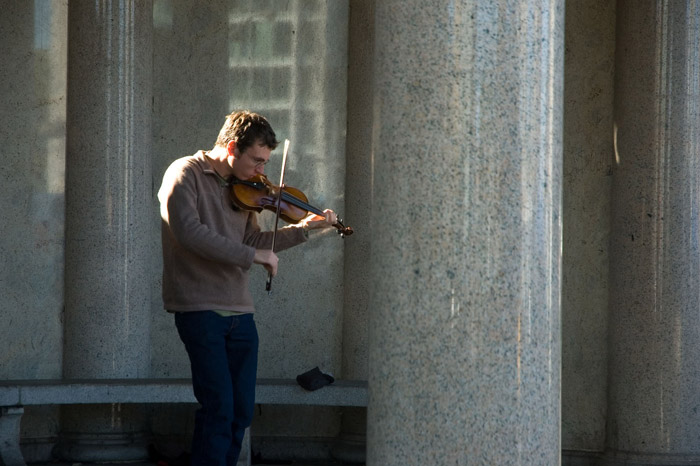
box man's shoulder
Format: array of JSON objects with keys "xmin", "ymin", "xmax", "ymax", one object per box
[
  {"xmin": 169, "ymin": 151, "xmax": 204, "ymax": 169},
  {"xmin": 159, "ymin": 152, "xmax": 207, "ymax": 196},
  {"xmin": 164, "ymin": 151, "xmax": 208, "ymax": 177}
]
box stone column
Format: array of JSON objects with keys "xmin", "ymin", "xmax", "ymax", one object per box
[
  {"xmin": 58, "ymin": 1, "xmax": 153, "ymax": 461},
  {"xmin": 366, "ymin": 1, "xmax": 564, "ymax": 465},
  {"xmin": 606, "ymin": 2, "xmax": 700, "ymax": 464},
  {"xmin": 332, "ymin": 1, "xmax": 375, "ymax": 463}
]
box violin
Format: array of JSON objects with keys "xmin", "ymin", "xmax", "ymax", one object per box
[{"xmin": 230, "ymin": 174, "xmax": 353, "ymax": 238}]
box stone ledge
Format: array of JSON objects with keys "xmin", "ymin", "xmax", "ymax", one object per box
[
  {"xmin": 0, "ymin": 379, "xmax": 367, "ymax": 466},
  {"xmin": 0, "ymin": 378, "xmax": 368, "ymax": 407}
]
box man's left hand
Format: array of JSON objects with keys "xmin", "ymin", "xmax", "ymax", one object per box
[{"xmin": 301, "ymin": 209, "xmax": 337, "ymax": 230}]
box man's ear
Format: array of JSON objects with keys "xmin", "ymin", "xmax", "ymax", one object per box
[{"xmin": 227, "ymin": 140, "xmax": 238, "ymax": 157}]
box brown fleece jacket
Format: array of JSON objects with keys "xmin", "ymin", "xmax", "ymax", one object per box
[{"xmin": 158, "ymin": 151, "xmax": 307, "ymax": 313}]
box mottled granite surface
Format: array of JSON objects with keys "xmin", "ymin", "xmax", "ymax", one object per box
[
  {"xmin": 607, "ymin": 1, "xmax": 700, "ymax": 463},
  {"xmin": 366, "ymin": 1, "xmax": 564, "ymax": 464},
  {"xmin": 63, "ymin": 1, "xmax": 153, "ymax": 380},
  {"xmin": 561, "ymin": 0, "xmax": 616, "ymax": 453}
]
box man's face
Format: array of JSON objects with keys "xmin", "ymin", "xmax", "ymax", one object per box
[{"xmin": 230, "ymin": 142, "xmax": 271, "ymax": 180}]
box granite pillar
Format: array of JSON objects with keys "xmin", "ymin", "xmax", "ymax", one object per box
[
  {"xmin": 560, "ymin": 0, "xmax": 616, "ymax": 459},
  {"xmin": 332, "ymin": 1, "xmax": 375, "ymax": 463},
  {"xmin": 58, "ymin": 0, "xmax": 153, "ymax": 460},
  {"xmin": 366, "ymin": 1, "xmax": 563, "ymax": 464},
  {"xmin": 606, "ymin": 1, "xmax": 700, "ymax": 464}
]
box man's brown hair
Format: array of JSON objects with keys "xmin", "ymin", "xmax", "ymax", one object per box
[{"xmin": 214, "ymin": 110, "xmax": 279, "ymax": 152}]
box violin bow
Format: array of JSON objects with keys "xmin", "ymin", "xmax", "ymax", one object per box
[{"xmin": 266, "ymin": 139, "xmax": 290, "ymax": 293}]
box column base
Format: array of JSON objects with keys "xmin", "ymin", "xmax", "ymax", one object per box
[
  {"xmin": 562, "ymin": 449, "xmax": 601, "ymax": 466},
  {"xmin": 0, "ymin": 407, "xmax": 25, "ymax": 466},
  {"xmin": 55, "ymin": 404, "xmax": 150, "ymax": 461},
  {"xmin": 53, "ymin": 432, "xmax": 149, "ymax": 462},
  {"xmin": 331, "ymin": 432, "xmax": 366, "ymax": 464},
  {"xmin": 239, "ymin": 427, "xmax": 251, "ymax": 466},
  {"xmin": 602, "ymin": 450, "xmax": 700, "ymax": 465}
]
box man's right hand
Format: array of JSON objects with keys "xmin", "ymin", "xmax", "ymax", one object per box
[{"xmin": 254, "ymin": 249, "xmax": 278, "ymax": 276}]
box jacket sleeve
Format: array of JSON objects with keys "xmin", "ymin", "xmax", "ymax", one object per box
[{"xmin": 241, "ymin": 211, "xmax": 308, "ymax": 252}]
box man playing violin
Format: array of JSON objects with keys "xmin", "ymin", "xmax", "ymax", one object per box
[{"xmin": 158, "ymin": 110, "xmax": 337, "ymax": 466}]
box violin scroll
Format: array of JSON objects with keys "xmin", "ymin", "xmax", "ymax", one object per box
[{"xmin": 334, "ymin": 219, "xmax": 353, "ymax": 237}]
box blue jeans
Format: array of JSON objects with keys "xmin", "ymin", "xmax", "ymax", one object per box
[{"xmin": 175, "ymin": 311, "xmax": 259, "ymax": 466}]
